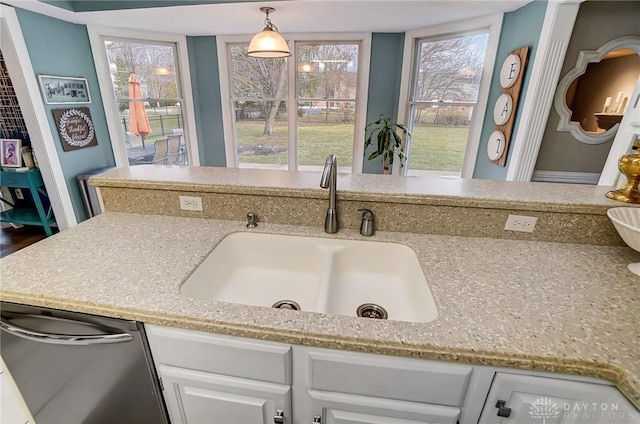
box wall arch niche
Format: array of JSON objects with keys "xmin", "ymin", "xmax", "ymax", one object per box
[{"xmin": 554, "ymin": 36, "xmax": 640, "ymax": 145}]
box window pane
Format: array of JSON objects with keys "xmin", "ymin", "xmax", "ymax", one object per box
[
  {"xmin": 105, "ymin": 40, "xmax": 178, "ymax": 100},
  {"xmin": 120, "ymin": 101, "xmax": 188, "ymax": 166},
  {"xmin": 297, "ymin": 43, "xmax": 358, "ymax": 100},
  {"xmin": 414, "ymin": 33, "xmax": 488, "ymax": 102},
  {"xmin": 231, "ymin": 46, "xmax": 287, "ymax": 99},
  {"xmin": 406, "ymin": 104, "xmax": 474, "ymax": 176},
  {"xmin": 298, "ymin": 101, "xmax": 354, "ymax": 171},
  {"xmin": 236, "ymin": 101, "xmax": 288, "ymax": 169},
  {"xmin": 105, "ymin": 38, "xmax": 187, "ymax": 167}
]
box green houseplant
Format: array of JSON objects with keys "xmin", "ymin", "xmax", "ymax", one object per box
[{"xmin": 364, "ymin": 114, "xmax": 411, "ymax": 174}]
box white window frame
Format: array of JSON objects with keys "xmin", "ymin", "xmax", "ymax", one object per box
[
  {"xmin": 397, "ymin": 14, "xmax": 503, "ymax": 178},
  {"xmin": 88, "ymin": 25, "xmax": 200, "ymax": 167},
  {"xmin": 217, "ymin": 33, "xmax": 371, "ymax": 173}
]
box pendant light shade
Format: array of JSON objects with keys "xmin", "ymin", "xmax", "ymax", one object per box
[{"xmin": 247, "ymin": 7, "xmax": 291, "ymax": 58}]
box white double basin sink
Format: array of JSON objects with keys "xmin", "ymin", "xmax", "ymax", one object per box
[{"xmin": 180, "ymin": 232, "xmax": 438, "ymax": 323}]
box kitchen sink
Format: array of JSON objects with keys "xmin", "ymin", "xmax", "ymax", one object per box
[
  {"xmin": 180, "ymin": 232, "xmax": 327, "ymax": 312},
  {"xmin": 180, "ymin": 232, "xmax": 438, "ymax": 323}
]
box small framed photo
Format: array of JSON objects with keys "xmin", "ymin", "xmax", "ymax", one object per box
[
  {"xmin": 1, "ymin": 138, "xmax": 22, "ymax": 167},
  {"xmin": 38, "ymin": 75, "xmax": 91, "ymax": 104}
]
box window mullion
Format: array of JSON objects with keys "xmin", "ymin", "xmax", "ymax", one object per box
[{"xmin": 288, "ymin": 41, "xmax": 297, "ymax": 170}]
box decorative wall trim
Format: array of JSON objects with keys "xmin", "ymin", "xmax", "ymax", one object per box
[
  {"xmin": 0, "ymin": 5, "xmax": 77, "ymax": 229},
  {"xmin": 553, "ymin": 36, "xmax": 640, "ymax": 145},
  {"xmin": 532, "ymin": 170, "xmax": 600, "ymax": 184},
  {"xmin": 506, "ymin": 0, "xmax": 582, "ymax": 182}
]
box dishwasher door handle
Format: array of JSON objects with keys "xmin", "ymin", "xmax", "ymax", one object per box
[{"xmin": 0, "ymin": 315, "xmax": 134, "ymax": 345}]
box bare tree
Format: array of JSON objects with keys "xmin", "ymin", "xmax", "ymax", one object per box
[
  {"xmin": 105, "ymin": 40, "xmax": 177, "ymax": 105},
  {"xmin": 232, "ymin": 47, "xmax": 287, "ymax": 135},
  {"xmin": 231, "ymin": 43, "xmax": 358, "ymax": 135},
  {"xmin": 298, "ymin": 44, "xmax": 358, "ymax": 122},
  {"xmin": 413, "ymin": 34, "xmax": 486, "ymax": 123}
]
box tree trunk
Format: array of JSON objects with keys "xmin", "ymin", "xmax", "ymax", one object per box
[
  {"xmin": 263, "ymin": 100, "xmax": 280, "ymax": 135},
  {"xmin": 263, "ymin": 62, "xmax": 288, "ymax": 136}
]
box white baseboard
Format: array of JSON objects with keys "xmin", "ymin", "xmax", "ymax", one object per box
[{"xmin": 531, "ymin": 170, "xmax": 600, "ymax": 185}]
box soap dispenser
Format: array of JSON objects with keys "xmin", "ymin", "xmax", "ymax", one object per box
[{"xmin": 358, "ymin": 208, "xmax": 374, "ymax": 236}]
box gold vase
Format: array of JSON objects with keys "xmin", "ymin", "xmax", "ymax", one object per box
[{"xmin": 606, "ymin": 145, "xmax": 640, "ymax": 204}]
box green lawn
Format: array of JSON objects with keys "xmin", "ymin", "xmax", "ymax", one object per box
[{"xmin": 236, "ymin": 120, "xmax": 469, "ymax": 171}]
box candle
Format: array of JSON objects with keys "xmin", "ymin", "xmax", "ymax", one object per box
[
  {"xmin": 604, "ymin": 97, "xmax": 612, "ymax": 108},
  {"xmin": 615, "ymin": 91, "xmax": 624, "ymax": 104}
]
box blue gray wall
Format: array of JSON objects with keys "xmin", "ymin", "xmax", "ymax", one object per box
[
  {"xmin": 363, "ymin": 33, "xmax": 405, "ymax": 174},
  {"xmin": 187, "ymin": 36, "xmax": 226, "ymax": 167},
  {"xmin": 473, "ymin": 0, "xmax": 548, "ymax": 180},
  {"xmin": 16, "ymin": 8, "xmax": 115, "ymax": 222}
]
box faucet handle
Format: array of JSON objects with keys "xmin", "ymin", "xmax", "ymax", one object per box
[
  {"xmin": 246, "ymin": 212, "xmax": 257, "ymax": 228},
  {"xmin": 357, "ymin": 209, "xmax": 374, "ymax": 236}
]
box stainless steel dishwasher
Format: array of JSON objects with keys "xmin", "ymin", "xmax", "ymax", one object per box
[{"xmin": 0, "ymin": 302, "xmax": 169, "ymax": 423}]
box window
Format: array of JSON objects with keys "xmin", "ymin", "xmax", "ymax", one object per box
[
  {"xmin": 297, "ymin": 42, "xmax": 359, "ymax": 172},
  {"xmin": 219, "ymin": 34, "xmax": 370, "ymax": 173},
  {"xmin": 88, "ymin": 27, "xmax": 198, "ymax": 168},
  {"xmin": 398, "ymin": 16, "xmax": 502, "ymax": 178},
  {"xmin": 104, "ymin": 39, "xmax": 188, "ymax": 166},
  {"xmin": 231, "ymin": 44, "xmax": 289, "ymax": 169}
]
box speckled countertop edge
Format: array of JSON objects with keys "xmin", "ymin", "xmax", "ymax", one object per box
[
  {"xmin": 89, "ymin": 166, "xmax": 626, "ymax": 214},
  {"xmin": 1, "ymin": 212, "xmax": 639, "ymax": 407}
]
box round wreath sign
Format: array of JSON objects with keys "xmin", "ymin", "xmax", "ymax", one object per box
[{"xmin": 58, "ymin": 108, "xmax": 95, "ymax": 147}]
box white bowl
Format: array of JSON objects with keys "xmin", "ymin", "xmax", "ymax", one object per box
[{"xmin": 607, "ymin": 207, "xmax": 640, "ymax": 276}]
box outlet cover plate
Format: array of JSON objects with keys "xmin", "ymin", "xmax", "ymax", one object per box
[
  {"xmin": 179, "ymin": 196, "xmax": 203, "ymax": 211},
  {"xmin": 504, "ymin": 214, "xmax": 537, "ymax": 233}
]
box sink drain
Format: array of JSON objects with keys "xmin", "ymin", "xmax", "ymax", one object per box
[
  {"xmin": 272, "ymin": 300, "xmax": 301, "ymax": 311},
  {"xmin": 356, "ymin": 303, "xmax": 388, "ymax": 320}
]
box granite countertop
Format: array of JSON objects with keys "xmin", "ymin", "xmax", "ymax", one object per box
[
  {"xmin": 1, "ymin": 212, "xmax": 639, "ymax": 406},
  {"xmin": 90, "ymin": 166, "xmax": 621, "ymax": 213}
]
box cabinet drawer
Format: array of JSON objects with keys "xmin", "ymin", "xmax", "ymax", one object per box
[
  {"xmin": 1, "ymin": 171, "xmax": 33, "ymax": 187},
  {"xmin": 1, "ymin": 170, "xmax": 43, "ymax": 188},
  {"xmin": 145, "ymin": 324, "xmax": 291, "ymax": 385},
  {"xmin": 306, "ymin": 349, "xmax": 472, "ymax": 406},
  {"xmin": 310, "ymin": 390, "xmax": 460, "ymax": 424}
]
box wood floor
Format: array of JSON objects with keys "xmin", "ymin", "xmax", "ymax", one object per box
[{"xmin": 0, "ymin": 225, "xmax": 50, "ymax": 258}]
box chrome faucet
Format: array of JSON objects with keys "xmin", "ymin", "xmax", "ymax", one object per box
[{"xmin": 320, "ymin": 154, "xmax": 338, "ymax": 233}]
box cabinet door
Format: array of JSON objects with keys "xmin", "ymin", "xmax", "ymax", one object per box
[
  {"xmin": 158, "ymin": 365, "xmax": 291, "ymax": 424},
  {"xmin": 308, "ymin": 390, "xmax": 460, "ymax": 424},
  {"xmin": 479, "ymin": 373, "xmax": 639, "ymax": 424}
]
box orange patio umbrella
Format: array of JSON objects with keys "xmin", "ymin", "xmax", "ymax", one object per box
[{"xmin": 128, "ymin": 73, "xmax": 152, "ymax": 148}]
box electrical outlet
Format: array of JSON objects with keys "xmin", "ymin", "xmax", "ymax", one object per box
[
  {"xmin": 504, "ymin": 214, "xmax": 537, "ymax": 233},
  {"xmin": 14, "ymin": 188, "xmax": 24, "ymax": 200},
  {"xmin": 179, "ymin": 196, "xmax": 203, "ymax": 211}
]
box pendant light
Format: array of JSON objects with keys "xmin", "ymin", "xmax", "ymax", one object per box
[{"xmin": 247, "ymin": 7, "xmax": 291, "ymax": 58}]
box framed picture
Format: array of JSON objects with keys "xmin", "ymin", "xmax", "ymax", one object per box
[
  {"xmin": 38, "ymin": 75, "xmax": 91, "ymax": 104},
  {"xmin": 52, "ymin": 108, "xmax": 98, "ymax": 151},
  {"xmin": 1, "ymin": 138, "xmax": 22, "ymax": 167}
]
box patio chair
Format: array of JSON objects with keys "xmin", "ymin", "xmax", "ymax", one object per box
[
  {"xmin": 125, "ymin": 131, "xmax": 143, "ymax": 148},
  {"xmin": 166, "ymin": 134, "xmax": 183, "ymax": 165},
  {"xmin": 131, "ymin": 138, "xmax": 169, "ymax": 165}
]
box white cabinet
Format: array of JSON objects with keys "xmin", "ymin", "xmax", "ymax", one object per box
[
  {"xmin": 159, "ymin": 365, "xmax": 290, "ymax": 424},
  {"xmin": 479, "ymin": 372, "xmax": 640, "ymax": 424},
  {"xmin": 293, "ymin": 347, "xmax": 469, "ymax": 424},
  {"xmin": 146, "ymin": 324, "xmax": 293, "ymax": 424},
  {"xmin": 146, "ymin": 325, "xmax": 471, "ymax": 424},
  {"xmin": 146, "ymin": 324, "xmax": 639, "ymax": 424},
  {"xmin": 306, "ymin": 390, "xmax": 460, "ymax": 424}
]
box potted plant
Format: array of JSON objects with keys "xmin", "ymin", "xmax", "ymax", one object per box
[{"xmin": 364, "ymin": 114, "xmax": 411, "ymax": 174}]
